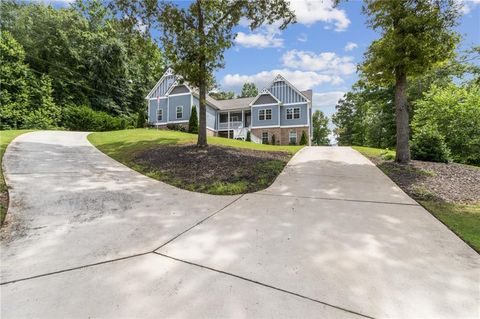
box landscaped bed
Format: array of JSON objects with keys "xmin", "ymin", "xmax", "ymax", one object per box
[
  {"xmin": 353, "ymin": 146, "xmax": 480, "ymax": 253},
  {"xmin": 89, "ymin": 129, "xmax": 302, "ymax": 195}
]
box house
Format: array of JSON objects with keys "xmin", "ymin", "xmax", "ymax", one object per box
[{"xmin": 146, "ymin": 68, "xmax": 312, "ymax": 145}]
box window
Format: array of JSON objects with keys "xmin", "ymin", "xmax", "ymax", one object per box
[
  {"xmin": 262, "ymin": 132, "xmax": 269, "ymax": 144},
  {"xmin": 289, "ymin": 131, "xmax": 297, "ymax": 145},
  {"xmin": 176, "ymin": 106, "xmax": 183, "ymax": 119},
  {"xmin": 286, "ymin": 107, "xmax": 300, "ymax": 120},
  {"xmin": 157, "ymin": 108, "xmax": 163, "ymax": 121},
  {"xmin": 259, "ymin": 108, "xmax": 272, "ymax": 121}
]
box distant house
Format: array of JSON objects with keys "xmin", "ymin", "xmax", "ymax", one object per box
[{"xmin": 146, "ymin": 68, "xmax": 312, "ymax": 145}]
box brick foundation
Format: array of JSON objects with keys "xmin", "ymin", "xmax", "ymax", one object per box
[{"xmin": 251, "ymin": 126, "xmax": 309, "ymax": 145}]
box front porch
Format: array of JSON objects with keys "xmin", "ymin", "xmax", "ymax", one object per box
[{"xmin": 218, "ymin": 110, "xmax": 251, "ymax": 140}]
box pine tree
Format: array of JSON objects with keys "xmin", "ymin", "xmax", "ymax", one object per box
[
  {"xmin": 299, "ymin": 131, "xmax": 308, "ymax": 145},
  {"xmin": 188, "ymin": 105, "xmax": 199, "ymax": 134}
]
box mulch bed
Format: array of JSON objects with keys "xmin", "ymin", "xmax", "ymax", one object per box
[
  {"xmin": 133, "ymin": 144, "xmax": 290, "ymax": 193},
  {"xmin": 375, "ymin": 159, "xmax": 480, "ymax": 204}
]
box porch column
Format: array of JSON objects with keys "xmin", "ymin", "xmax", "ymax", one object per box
[
  {"xmin": 242, "ymin": 110, "xmax": 244, "ymax": 128},
  {"xmin": 227, "ymin": 111, "xmax": 230, "ymax": 139}
]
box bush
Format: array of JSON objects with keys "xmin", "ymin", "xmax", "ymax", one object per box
[
  {"xmin": 380, "ymin": 149, "xmax": 395, "ymax": 161},
  {"xmin": 411, "ymin": 125, "xmax": 451, "ymax": 163},
  {"xmin": 62, "ymin": 105, "xmax": 132, "ymax": 131},
  {"xmin": 299, "ymin": 131, "xmax": 308, "ymax": 145},
  {"xmin": 136, "ymin": 110, "xmax": 146, "ymax": 128},
  {"xmin": 271, "ymin": 134, "xmax": 276, "ymax": 145},
  {"xmin": 166, "ymin": 123, "xmax": 186, "ymax": 132},
  {"xmin": 188, "ymin": 105, "xmax": 198, "ymax": 134},
  {"xmin": 246, "ymin": 131, "xmax": 251, "ymax": 142}
]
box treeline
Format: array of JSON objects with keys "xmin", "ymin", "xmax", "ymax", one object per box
[
  {"xmin": 0, "ymin": 0, "xmax": 164, "ymax": 130},
  {"xmin": 333, "ymin": 50, "xmax": 480, "ymax": 165}
]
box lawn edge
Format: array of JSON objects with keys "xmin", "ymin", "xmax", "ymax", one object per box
[{"xmin": 352, "ymin": 146, "xmax": 479, "ymax": 255}]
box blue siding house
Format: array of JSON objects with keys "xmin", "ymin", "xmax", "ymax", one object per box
[{"xmin": 146, "ymin": 68, "xmax": 312, "ymax": 145}]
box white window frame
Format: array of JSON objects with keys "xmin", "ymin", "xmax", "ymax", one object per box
[
  {"xmin": 157, "ymin": 108, "xmax": 163, "ymax": 121},
  {"xmin": 286, "ymin": 107, "xmax": 301, "ymax": 120},
  {"xmin": 259, "ymin": 108, "xmax": 272, "ymax": 121},
  {"xmin": 289, "ymin": 131, "xmax": 297, "ymax": 144},
  {"xmin": 262, "ymin": 131, "xmax": 269, "ymax": 144},
  {"xmin": 176, "ymin": 106, "xmax": 183, "ymax": 119}
]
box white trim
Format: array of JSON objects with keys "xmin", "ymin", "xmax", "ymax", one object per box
[
  {"xmin": 168, "ymin": 120, "xmax": 189, "ymax": 124},
  {"xmin": 145, "ymin": 68, "xmax": 175, "ymax": 99},
  {"xmin": 267, "ymin": 74, "xmax": 310, "ymax": 102},
  {"xmin": 258, "ymin": 108, "xmax": 272, "ymax": 121},
  {"xmin": 250, "ymin": 125, "xmax": 280, "ymax": 129},
  {"xmin": 251, "ymin": 103, "xmax": 279, "ymax": 108},
  {"xmin": 281, "ymin": 124, "xmax": 309, "ymax": 128},
  {"xmin": 249, "ymin": 89, "xmax": 281, "ymax": 106},
  {"xmin": 148, "ymin": 97, "xmax": 168, "ymax": 100},
  {"xmin": 167, "ymin": 96, "xmax": 170, "ymax": 121},
  {"xmin": 283, "ymin": 101, "xmax": 308, "ymax": 106},
  {"xmin": 286, "ymin": 107, "xmax": 301, "ymax": 120},
  {"xmin": 167, "ymin": 92, "xmax": 191, "ymax": 97},
  {"xmin": 176, "ymin": 105, "xmax": 184, "ymax": 119}
]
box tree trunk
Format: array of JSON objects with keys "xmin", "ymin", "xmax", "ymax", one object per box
[
  {"xmin": 197, "ymin": 79, "xmax": 208, "ymax": 147},
  {"xmin": 196, "ymin": 0, "xmax": 207, "ymax": 147},
  {"xmin": 394, "ymin": 65, "xmax": 410, "ymax": 163}
]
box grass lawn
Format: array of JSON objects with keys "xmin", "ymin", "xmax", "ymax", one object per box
[
  {"xmin": 354, "ymin": 145, "xmax": 480, "ymax": 253},
  {"xmin": 1, "ymin": 130, "xmax": 33, "ymax": 224},
  {"xmin": 88, "ymin": 129, "xmax": 303, "ymax": 195}
]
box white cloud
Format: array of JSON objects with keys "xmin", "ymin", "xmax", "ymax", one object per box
[
  {"xmin": 290, "ymin": 0, "xmax": 350, "ymax": 31},
  {"xmin": 223, "ymin": 69, "xmax": 343, "ymax": 91},
  {"xmin": 297, "ymin": 33, "xmax": 308, "ymax": 42},
  {"xmin": 235, "ymin": 24, "xmax": 283, "ymax": 48},
  {"xmin": 458, "ymin": 0, "xmax": 480, "ymax": 14},
  {"xmin": 344, "ymin": 42, "xmax": 358, "ymax": 51},
  {"xmin": 281, "ymin": 50, "xmax": 356, "ymax": 75}
]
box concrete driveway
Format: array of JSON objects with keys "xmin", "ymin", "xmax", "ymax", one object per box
[{"xmin": 1, "ymin": 131, "xmax": 478, "ymax": 318}]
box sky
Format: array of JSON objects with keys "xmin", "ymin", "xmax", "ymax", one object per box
[{"xmin": 48, "ymin": 0, "xmax": 480, "ymax": 121}]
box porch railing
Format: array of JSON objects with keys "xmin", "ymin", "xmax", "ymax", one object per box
[{"xmin": 218, "ymin": 121, "xmax": 243, "ymax": 130}]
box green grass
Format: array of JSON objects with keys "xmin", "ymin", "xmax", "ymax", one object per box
[
  {"xmin": 88, "ymin": 129, "xmax": 303, "ymax": 195},
  {"xmin": 352, "ymin": 146, "xmax": 396, "ymax": 160},
  {"xmin": 420, "ymin": 201, "xmax": 480, "ymax": 253},
  {"xmin": 352, "ymin": 144, "xmax": 479, "ymax": 253},
  {"xmin": 1, "ymin": 130, "xmax": 33, "ymax": 223}
]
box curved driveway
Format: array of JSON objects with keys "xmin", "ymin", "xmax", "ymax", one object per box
[{"xmin": 1, "ymin": 131, "xmax": 478, "ymax": 318}]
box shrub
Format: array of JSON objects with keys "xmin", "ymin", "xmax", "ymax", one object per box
[
  {"xmin": 380, "ymin": 149, "xmax": 395, "ymax": 161},
  {"xmin": 136, "ymin": 110, "xmax": 146, "ymax": 128},
  {"xmin": 271, "ymin": 134, "xmax": 276, "ymax": 145},
  {"xmin": 411, "ymin": 125, "xmax": 451, "ymax": 163},
  {"xmin": 299, "ymin": 131, "xmax": 308, "ymax": 145},
  {"xmin": 246, "ymin": 131, "xmax": 251, "ymax": 142},
  {"xmin": 188, "ymin": 105, "xmax": 198, "ymax": 134},
  {"xmin": 166, "ymin": 123, "xmax": 186, "ymax": 132},
  {"xmin": 62, "ymin": 105, "xmax": 132, "ymax": 131}
]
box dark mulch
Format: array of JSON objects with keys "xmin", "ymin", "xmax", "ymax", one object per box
[
  {"xmin": 377, "ymin": 160, "xmax": 480, "ymax": 203},
  {"xmin": 133, "ymin": 144, "xmax": 290, "ymax": 193}
]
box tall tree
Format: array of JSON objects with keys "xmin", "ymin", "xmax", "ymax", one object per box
[
  {"xmin": 111, "ymin": 0, "xmax": 295, "ymax": 147},
  {"xmin": 312, "ymin": 110, "xmax": 330, "ymax": 146},
  {"xmin": 240, "ymin": 82, "xmax": 258, "ymax": 97},
  {"xmin": 358, "ymin": 0, "xmax": 460, "ymax": 162},
  {"xmin": 209, "ymin": 90, "xmax": 235, "ymax": 100}
]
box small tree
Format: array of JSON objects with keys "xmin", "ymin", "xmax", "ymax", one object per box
[
  {"xmin": 271, "ymin": 134, "xmax": 276, "ymax": 145},
  {"xmin": 355, "ymin": 0, "xmax": 461, "ymax": 163},
  {"xmin": 299, "ymin": 131, "xmax": 308, "ymax": 145},
  {"xmin": 136, "ymin": 110, "xmax": 146, "ymax": 128},
  {"xmin": 188, "ymin": 105, "xmax": 199, "ymax": 134},
  {"xmin": 240, "ymin": 82, "xmax": 258, "ymax": 97},
  {"xmin": 312, "ymin": 110, "xmax": 330, "ymax": 145}
]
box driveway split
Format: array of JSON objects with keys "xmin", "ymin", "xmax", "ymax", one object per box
[{"xmin": 1, "ymin": 131, "xmax": 478, "ymax": 318}]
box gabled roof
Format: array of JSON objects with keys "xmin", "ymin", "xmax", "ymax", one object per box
[
  {"xmin": 268, "ymin": 74, "xmax": 311, "ymax": 103},
  {"xmin": 145, "ymin": 68, "xmax": 176, "ymax": 99},
  {"xmin": 249, "ymin": 88, "xmax": 281, "ymax": 106}
]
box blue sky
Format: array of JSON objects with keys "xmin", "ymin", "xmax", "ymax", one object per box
[
  {"xmin": 213, "ymin": 0, "xmax": 480, "ymax": 120},
  {"xmin": 48, "ymin": 0, "xmax": 479, "ymax": 120}
]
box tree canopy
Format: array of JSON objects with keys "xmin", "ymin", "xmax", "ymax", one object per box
[
  {"xmin": 240, "ymin": 82, "xmax": 258, "ymax": 98},
  {"xmin": 312, "ymin": 110, "xmax": 330, "ymax": 146}
]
